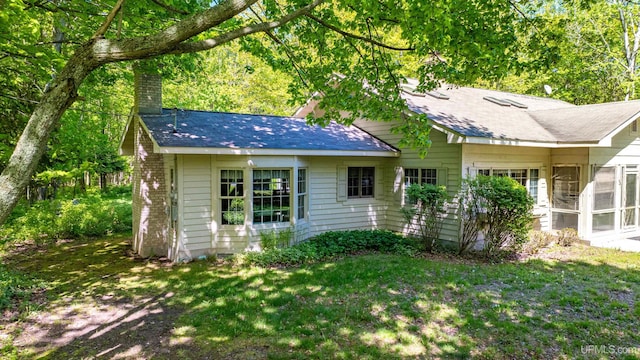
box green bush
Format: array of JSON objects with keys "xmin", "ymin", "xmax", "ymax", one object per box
[
  {"xmin": 237, "ymin": 230, "xmax": 418, "ymax": 267},
  {"xmin": 459, "ymin": 175, "xmax": 534, "ymax": 259},
  {"xmin": 0, "ymin": 186, "xmax": 132, "ymax": 244},
  {"xmin": 401, "ymin": 183, "xmax": 450, "ymax": 252},
  {"xmin": 259, "ymin": 228, "xmax": 293, "ymax": 250}
]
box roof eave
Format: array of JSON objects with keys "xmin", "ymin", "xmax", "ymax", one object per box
[
  {"xmin": 152, "ymin": 146, "xmax": 400, "ymax": 157},
  {"xmin": 118, "ymin": 108, "xmax": 137, "ymax": 155},
  {"xmin": 461, "ymin": 136, "xmax": 607, "ymax": 148}
]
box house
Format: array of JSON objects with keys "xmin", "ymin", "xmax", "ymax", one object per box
[{"xmin": 120, "ymin": 74, "xmax": 640, "ymax": 261}]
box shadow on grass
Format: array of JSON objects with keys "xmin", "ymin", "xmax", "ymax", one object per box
[{"xmin": 3, "ymin": 238, "xmax": 640, "ymax": 359}]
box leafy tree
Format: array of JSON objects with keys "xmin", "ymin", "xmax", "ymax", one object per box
[
  {"xmin": 489, "ymin": 0, "xmax": 640, "ymax": 104},
  {"xmin": 163, "ymin": 43, "xmax": 295, "ymax": 115},
  {"xmin": 0, "ymin": 0, "xmax": 539, "ymax": 225}
]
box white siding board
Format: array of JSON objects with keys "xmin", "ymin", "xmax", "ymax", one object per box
[
  {"xmin": 180, "ymin": 155, "xmax": 213, "ymax": 256},
  {"xmin": 352, "ymin": 120, "xmax": 463, "ymax": 243},
  {"xmin": 590, "ymin": 131, "xmax": 640, "ymax": 165}
]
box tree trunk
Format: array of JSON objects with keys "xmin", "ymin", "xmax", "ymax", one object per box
[
  {"xmin": 0, "ymin": 0, "xmax": 319, "ymax": 225},
  {"xmin": 0, "ymin": 43, "xmax": 99, "ymax": 224}
]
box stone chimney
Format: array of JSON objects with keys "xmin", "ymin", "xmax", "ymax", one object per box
[{"xmin": 134, "ymin": 72, "xmax": 162, "ymax": 114}]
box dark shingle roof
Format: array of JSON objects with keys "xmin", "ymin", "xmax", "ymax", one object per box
[{"xmin": 140, "ymin": 109, "xmax": 398, "ymax": 154}]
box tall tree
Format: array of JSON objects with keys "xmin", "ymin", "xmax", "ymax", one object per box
[
  {"xmin": 0, "ymin": 0, "xmax": 535, "ymax": 224},
  {"xmin": 490, "ymin": 0, "xmax": 640, "ymax": 104}
]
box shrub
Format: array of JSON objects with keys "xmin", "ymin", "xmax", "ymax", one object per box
[
  {"xmin": 401, "ymin": 183, "xmax": 450, "ymax": 252},
  {"xmin": 456, "ymin": 182, "xmax": 484, "ymax": 254},
  {"xmin": 522, "ymin": 230, "xmax": 554, "ymax": 255},
  {"xmin": 259, "ymin": 228, "xmax": 293, "ymax": 250},
  {"xmin": 459, "ymin": 175, "xmax": 534, "ymax": 259},
  {"xmin": 555, "ymin": 228, "xmax": 579, "ymax": 247},
  {"xmin": 0, "ymin": 187, "xmax": 132, "ymax": 244},
  {"xmin": 237, "ymin": 230, "xmax": 418, "ymax": 267}
]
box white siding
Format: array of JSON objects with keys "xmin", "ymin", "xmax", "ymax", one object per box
[
  {"xmin": 354, "ymin": 120, "xmax": 463, "ymax": 243},
  {"xmin": 179, "ymin": 155, "xmax": 213, "ymax": 259},
  {"xmin": 306, "ymin": 157, "xmax": 390, "ymax": 236},
  {"xmin": 463, "ymin": 144, "xmax": 552, "ymax": 231},
  {"xmin": 551, "ymin": 148, "xmax": 589, "ymax": 165},
  {"xmin": 590, "ymin": 128, "xmax": 640, "ymax": 166}
]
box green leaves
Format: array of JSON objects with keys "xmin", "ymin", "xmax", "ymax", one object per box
[
  {"xmin": 401, "ymin": 183, "xmax": 450, "ymax": 251},
  {"xmin": 461, "ymin": 175, "xmax": 535, "ymax": 258}
]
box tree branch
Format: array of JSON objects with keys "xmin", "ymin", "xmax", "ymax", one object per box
[
  {"xmin": 23, "ymin": 0, "xmax": 103, "ymax": 16},
  {"xmin": 166, "ymin": 0, "xmax": 324, "ymax": 55},
  {"xmin": 305, "ymin": 14, "xmax": 414, "ymax": 51},
  {"xmin": 247, "ymin": 5, "xmax": 311, "ymax": 87},
  {"xmin": 92, "ymin": 0, "xmax": 126, "ymax": 39},
  {"xmin": 149, "ymin": 0, "xmax": 190, "ymax": 15}
]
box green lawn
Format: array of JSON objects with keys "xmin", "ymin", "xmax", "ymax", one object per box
[{"xmin": 2, "ymin": 237, "xmax": 640, "ymax": 359}]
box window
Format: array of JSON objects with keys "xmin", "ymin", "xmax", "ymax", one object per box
[
  {"xmin": 529, "ymin": 169, "xmax": 539, "ymax": 203},
  {"xmin": 478, "ymin": 168, "xmax": 538, "ymax": 202},
  {"xmin": 421, "ymin": 169, "xmax": 437, "ymax": 185},
  {"xmin": 220, "ymin": 170, "xmax": 244, "ymax": 225},
  {"xmin": 348, "ymin": 167, "xmax": 375, "ymax": 198},
  {"xmin": 404, "ymin": 168, "xmax": 439, "ymax": 204},
  {"xmin": 297, "ymin": 168, "xmax": 307, "ymax": 220},
  {"xmin": 405, "ymin": 168, "xmax": 419, "ymax": 186},
  {"xmin": 253, "ymin": 169, "xmax": 291, "ymax": 223},
  {"xmin": 405, "ymin": 168, "xmax": 438, "ymax": 186},
  {"xmin": 632, "ymin": 120, "xmax": 638, "ymax": 134}
]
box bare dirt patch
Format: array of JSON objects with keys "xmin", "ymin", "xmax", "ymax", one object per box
[{"xmin": 3, "ymin": 292, "xmax": 205, "ymax": 359}]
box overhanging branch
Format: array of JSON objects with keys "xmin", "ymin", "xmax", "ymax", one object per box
[
  {"xmin": 305, "ymin": 14, "xmax": 414, "ymax": 51},
  {"xmin": 92, "ymin": 0, "xmax": 126, "ymax": 39},
  {"xmin": 149, "ymin": 0, "xmax": 190, "ymax": 15},
  {"xmin": 168, "ymin": 0, "xmax": 324, "ymax": 54}
]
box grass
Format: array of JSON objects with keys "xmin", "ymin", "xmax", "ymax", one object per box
[{"xmin": 1, "ymin": 237, "xmax": 640, "ymax": 359}]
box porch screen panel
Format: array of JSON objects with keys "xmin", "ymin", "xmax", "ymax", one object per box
[
  {"xmin": 624, "ymin": 172, "xmax": 637, "ymax": 228},
  {"xmin": 552, "ymin": 166, "xmax": 580, "ymax": 211},
  {"xmin": 592, "ymin": 166, "xmax": 616, "ymax": 232},
  {"xmin": 552, "ymin": 212, "xmax": 578, "ymax": 230},
  {"xmin": 551, "ymin": 166, "xmax": 580, "ymax": 231},
  {"xmin": 593, "ymin": 167, "xmax": 615, "ymax": 211}
]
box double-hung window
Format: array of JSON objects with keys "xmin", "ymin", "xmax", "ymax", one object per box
[
  {"xmin": 404, "ymin": 168, "xmax": 439, "ymax": 204},
  {"xmin": 220, "ymin": 170, "xmax": 245, "ymax": 225},
  {"xmin": 405, "ymin": 168, "xmax": 438, "ymax": 186},
  {"xmin": 297, "ymin": 168, "xmax": 307, "ymax": 220}
]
